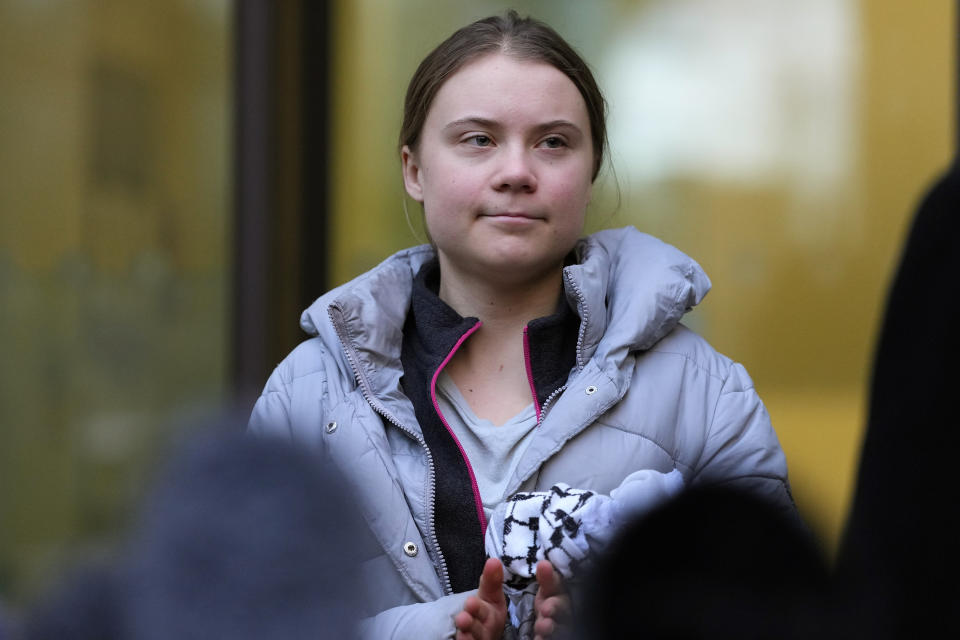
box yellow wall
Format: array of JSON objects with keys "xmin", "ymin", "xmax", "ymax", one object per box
[{"xmin": 776, "ymin": 0, "xmax": 953, "ymax": 550}]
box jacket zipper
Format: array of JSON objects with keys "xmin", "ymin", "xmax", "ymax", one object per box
[
  {"xmin": 328, "ymin": 305, "xmax": 454, "ymax": 594},
  {"xmin": 562, "ymin": 267, "xmax": 590, "ymax": 371},
  {"xmin": 537, "ymin": 383, "xmax": 568, "ymax": 425},
  {"xmin": 528, "ymin": 269, "xmax": 590, "ymax": 425}
]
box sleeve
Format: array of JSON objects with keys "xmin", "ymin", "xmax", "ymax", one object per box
[
  {"xmin": 691, "ymin": 361, "xmax": 796, "ymax": 517},
  {"xmin": 356, "ymin": 591, "xmax": 474, "ymax": 640},
  {"xmin": 247, "ymin": 357, "xmax": 478, "ymax": 639},
  {"xmin": 247, "ymin": 340, "xmax": 335, "ymax": 442},
  {"xmin": 247, "ymin": 362, "xmax": 295, "ymax": 439}
]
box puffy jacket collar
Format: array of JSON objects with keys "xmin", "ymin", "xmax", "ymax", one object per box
[
  {"xmin": 564, "ymin": 228, "xmax": 711, "ymax": 375},
  {"xmin": 300, "ymin": 245, "xmax": 431, "ymax": 415},
  {"xmin": 300, "ymin": 244, "xmax": 433, "ymax": 339},
  {"xmin": 300, "ymin": 227, "xmax": 709, "ymax": 408}
]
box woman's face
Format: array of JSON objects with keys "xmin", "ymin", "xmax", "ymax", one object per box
[{"xmin": 402, "ymin": 53, "xmax": 594, "ymax": 286}]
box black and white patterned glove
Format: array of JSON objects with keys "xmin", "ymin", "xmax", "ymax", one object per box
[{"xmin": 484, "ymin": 469, "xmax": 684, "ymax": 635}]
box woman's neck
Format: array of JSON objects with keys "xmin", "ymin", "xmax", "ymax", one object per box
[
  {"xmin": 436, "ymin": 258, "xmax": 564, "ymax": 425},
  {"xmin": 437, "ymin": 259, "xmax": 564, "ymax": 329}
]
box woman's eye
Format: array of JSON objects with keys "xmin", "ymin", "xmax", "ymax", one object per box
[
  {"xmin": 541, "ymin": 136, "xmax": 566, "ymax": 149},
  {"xmin": 467, "ymin": 135, "xmax": 492, "ymax": 147}
]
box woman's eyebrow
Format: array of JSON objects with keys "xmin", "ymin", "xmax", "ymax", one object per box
[
  {"xmin": 442, "ymin": 116, "xmax": 499, "ymax": 133},
  {"xmin": 531, "ymin": 120, "xmax": 583, "ymax": 136},
  {"xmin": 442, "ymin": 117, "xmax": 583, "ymax": 136}
]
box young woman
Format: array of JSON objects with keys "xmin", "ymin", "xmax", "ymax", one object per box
[{"xmin": 249, "ymin": 11, "xmax": 794, "ymax": 640}]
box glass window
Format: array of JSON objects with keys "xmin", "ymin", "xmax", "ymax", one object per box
[{"xmin": 0, "ymin": 0, "xmax": 232, "ymax": 601}]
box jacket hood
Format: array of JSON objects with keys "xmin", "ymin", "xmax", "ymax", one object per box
[
  {"xmin": 299, "ymin": 245, "xmax": 435, "ymax": 338},
  {"xmin": 566, "ymin": 227, "xmax": 711, "ymax": 372}
]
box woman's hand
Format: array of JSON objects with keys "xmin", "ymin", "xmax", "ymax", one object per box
[
  {"xmin": 454, "ymin": 558, "xmax": 507, "ymax": 640},
  {"xmin": 533, "ymin": 560, "xmax": 571, "ymax": 640}
]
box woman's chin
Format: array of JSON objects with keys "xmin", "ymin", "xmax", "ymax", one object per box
[{"xmin": 470, "ymin": 252, "xmax": 566, "ymax": 287}]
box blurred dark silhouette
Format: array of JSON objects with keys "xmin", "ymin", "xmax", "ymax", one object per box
[
  {"xmin": 23, "ymin": 422, "xmax": 366, "ymax": 640},
  {"xmin": 576, "ymin": 487, "xmax": 830, "ymax": 640},
  {"xmin": 834, "ymin": 164, "xmax": 960, "ymax": 636},
  {"xmin": 0, "ymin": 599, "xmax": 18, "ymax": 640},
  {"xmin": 20, "ymin": 564, "xmax": 121, "ymax": 640}
]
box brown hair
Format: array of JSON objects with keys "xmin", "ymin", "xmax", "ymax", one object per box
[{"xmin": 399, "ymin": 10, "xmax": 608, "ymax": 181}]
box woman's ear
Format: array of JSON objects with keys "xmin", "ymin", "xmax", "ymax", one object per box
[{"xmin": 401, "ymin": 145, "xmax": 424, "ymax": 203}]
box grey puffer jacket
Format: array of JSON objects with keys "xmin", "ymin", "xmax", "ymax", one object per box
[{"xmin": 248, "ymin": 227, "xmax": 793, "ymax": 639}]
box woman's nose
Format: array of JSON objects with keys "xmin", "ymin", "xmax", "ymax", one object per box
[{"xmin": 492, "ymin": 146, "xmax": 537, "ymax": 193}]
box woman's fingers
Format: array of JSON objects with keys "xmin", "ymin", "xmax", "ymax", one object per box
[
  {"xmin": 454, "ymin": 608, "xmax": 477, "ymax": 639},
  {"xmin": 454, "ymin": 559, "xmax": 507, "ymax": 640},
  {"xmin": 534, "ymin": 560, "xmax": 572, "ymax": 639},
  {"xmin": 477, "ymin": 557, "xmax": 505, "ymax": 604},
  {"xmin": 533, "ymin": 613, "xmax": 556, "ymax": 639},
  {"xmin": 463, "ymin": 596, "xmax": 491, "ymax": 622},
  {"xmin": 536, "ymin": 594, "xmax": 571, "ymax": 621},
  {"xmin": 534, "ymin": 560, "xmax": 563, "ymax": 600},
  {"xmin": 455, "ymin": 604, "xmax": 489, "ymax": 639},
  {"xmin": 455, "ymin": 601, "xmax": 492, "ymax": 639}
]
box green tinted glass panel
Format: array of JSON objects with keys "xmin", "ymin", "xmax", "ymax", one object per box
[{"xmin": 0, "ymin": 0, "xmax": 232, "ymax": 602}]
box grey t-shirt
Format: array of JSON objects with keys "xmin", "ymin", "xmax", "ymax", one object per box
[{"xmin": 435, "ymin": 371, "xmax": 539, "ymax": 522}]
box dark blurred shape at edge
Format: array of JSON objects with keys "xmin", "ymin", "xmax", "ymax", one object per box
[{"xmin": 21, "ymin": 419, "xmax": 365, "ymax": 640}]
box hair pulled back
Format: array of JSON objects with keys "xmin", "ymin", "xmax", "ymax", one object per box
[{"xmin": 400, "ymin": 10, "xmax": 608, "ymax": 181}]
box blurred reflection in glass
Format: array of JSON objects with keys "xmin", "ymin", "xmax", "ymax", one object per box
[{"xmin": 0, "ymin": 0, "xmax": 231, "ymax": 603}]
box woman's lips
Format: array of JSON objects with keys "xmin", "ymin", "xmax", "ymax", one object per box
[{"xmin": 481, "ymin": 211, "xmax": 543, "ymax": 220}]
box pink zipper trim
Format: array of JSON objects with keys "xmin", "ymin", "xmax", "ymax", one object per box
[
  {"xmin": 430, "ymin": 320, "xmax": 488, "ymax": 535},
  {"xmin": 523, "ymin": 326, "xmax": 542, "ymax": 423}
]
